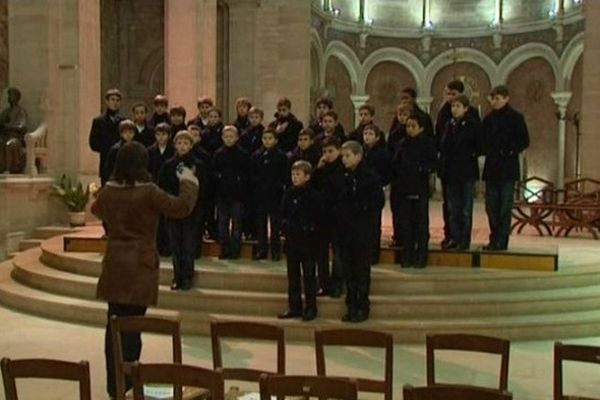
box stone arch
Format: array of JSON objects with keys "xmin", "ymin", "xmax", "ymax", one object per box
[
  {"xmin": 323, "ymin": 40, "xmax": 361, "ymax": 94},
  {"xmin": 310, "ymin": 28, "xmax": 325, "ymax": 88},
  {"xmin": 497, "ymin": 43, "xmax": 560, "ymax": 88},
  {"xmin": 560, "ymin": 32, "xmax": 584, "ymax": 86},
  {"xmin": 424, "ymin": 48, "xmax": 497, "ymax": 96},
  {"xmin": 138, "ymin": 46, "xmax": 165, "ymax": 96},
  {"xmin": 360, "ymin": 47, "xmax": 424, "ymax": 96}
]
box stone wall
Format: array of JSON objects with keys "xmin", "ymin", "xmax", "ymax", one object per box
[{"xmin": 0, "ymin": 0, "xmax": 7, "ymax": 90}]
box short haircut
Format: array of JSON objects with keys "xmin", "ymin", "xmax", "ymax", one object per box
[
  {"xmin": 188, "ymin": 124, "xmax": 201, "ymax": 131},
  {"xmin": 277, "ymin": 97, "xmax": 292, "ymax": 109},
  {"xmin": 153, "ymin": 94, "xmax": 168, "ymax": 106},
  {"xmin": 298, "ymin": 128, "xmax": 315, "ymax": 139},
  {"xmin": 169, "ymin": 106, "xmax": 186, "ymax": 118},
  {"xmin": 118, "ymin": 119, "xmax": 135, "ymax": 133},
  {"xmin": 291, "ymin": 160, "xmax": 312, "ymax": 175},
  {"xmin": 235, "ymin": 97, "xmax": 252, "ymax": 109},
  {"xmin": 490, "ymin": 85, "xmax": 510, "ymax": 97},
  {"xmin": 447, "ymin": 79, "xmax": 465, "ymax": 93},
  {"xmin": 323, "ymin": 110, "xmax": 339, "ymax": 121},
  {"xmin": 223, "ymin": 125, "xmax": 239, "ymax": 136},
  {"xmin": 248, "ymin": 106, "xmax": 264, "ymax": 118},
  {"xmin": 197, "ymin": 96, "xmax": 214, "ymax": 107},
  {"xmin": 112, "ymin": 142, "xmax": 151, "ymax": 185},
  {"xmin": 262, "ymin": 128, "xmax": 277, "ymax": 138},
  {"xmin": 173, "ymin": 130, "xmax": 194, "ymax": 144},
  {"xmin": 315, "ymin": 96, "xmax": 333, "ymax": 109},
  {"xmin": 341, "ymin": 140, "xmax": 363, "ymax": 156},
  {"xmin": 154, "ymin": 122, "xmax": 171, "ymax": 134},
  {"xmin": 131, "ymin": 102, "xmax": 147, "ymax": 112},
  {"xmin": 322, "ymin": 136, "xmax": 341, "ymax": 149},
  {"xmin": 358, "ymin": 104, "xmax": 375, "ymax": 116},
  {"xmin": 105, "ymin": 88, "xmax": 122, "ymax": 100},
  {"xmin": 407, "ymin": 112, "xmax": 428, "ymax": 129},
  {"xmin": 401, "ymin": 87, "xmax": 417, "ymax": 99},
  {"xmin": 7, "ymin": 87, "xmax": 21, "ymax": 101},
  {"xmin": 363, "ymin": 123, "xmax": 382, "ymax": 138},
  {"xmin": 208, "ymin": 107, "xmax": 223, "ymax": 117},
  {"xmin": 452, "ymin": 94, "xmax": 470, "ymax": 107}
]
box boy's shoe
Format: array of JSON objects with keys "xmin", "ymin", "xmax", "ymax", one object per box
[
  {"xmin": 328, "ymin": 288, "xmax": 342, "ymax": 298},
  {"xmin": 457, "ymin": 243, "xmax": 470, "ymax": 251},
  {"xmin": 252, "ymin": 251, "xmax": 267, "ymax": 260},
  {"xmin": 229, "ymin": 252, "xmax": 240, "ymax": 260},
  {"xmin": 170, "ymin": 280, "xmax": 180, "ymax": 290},
  {"xmin": 414, "ymin": 262, "xmax": 426, "ymax": 269},
  {"xmin": 482, "ymin": 243, "xmax": 500, "ymax": 251},
  {"xmin": 180, "ymin": 279, "xmax": 192, "ymax": 291},
  {"xmin": 316, "ymin": 288, "xmax": 327, "ymax": 297},
  {"xmin": 302, "ymin": 308, "xmax": 317, "ymax": 321},
  {"xmin": 278, "ymin": 309, "xmax": 302, "ymax": 319},
  {"xmin": 400, "ymin": 263, "xmax": 412, "ymax": 269},
  {"xmin": 441, "ymin": 240, "xmax": 458, "ymax": 250},
  {"xmin": 352, "ymin": 309, "xmax": 369, "ymax": 323},
  {"xmin": 341, "ymin": 309, "xmax": 356, "ymax": 322},
  {"xmin": 271, "ymin": 253, "xmax": 281, "ymax": 262}
]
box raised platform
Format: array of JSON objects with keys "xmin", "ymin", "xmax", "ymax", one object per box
[
  {"xmin": 1, "ymin": 226, "xmax": 599, "ymax": 342},
  {"xmin": 64, "ymin": 233, "xmax": 558, "ymax": 271}
]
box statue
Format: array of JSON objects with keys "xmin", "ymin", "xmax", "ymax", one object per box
[{"xmin": 0, "ymin": 87, "xmax": 28, "ymax": 173}]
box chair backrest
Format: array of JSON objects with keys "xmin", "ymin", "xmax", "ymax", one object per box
[
  {"xmin": 315, "ymin": 329, "xmax": 394, "ymax": 400},
  {"xmin": 211, "ymin": 321, "xmax": 285, "ymax": 382},
  {"xmin": 514, "ymin": 176, "xmax": 555, "ymax": 204},
  {"xmin": 131, "ymin": 362, "xmax": 225, "ymax": 400},
  {"xmin": 259, "ymin": 374, "xmax": 358, "ymax": 400},
  {"xmin": 426, "ymin": 333, "xmax": 510, "ymax": 390},
  {"xmin": 1, "ymin": 357, "xmax": 91, "ymax": 400},
  {"xmin": 554, "ymin": 342, "xmax": 600, "ymax": 400},
  {"xmin": 111, "ymin": 315, "xmax": 182, "ymax": 400},
  {"xmin": 403, "ymin": 384, "xmax": 512, "ymax": 400},
  {"xmin": 563, "ymin": 178, "xmax": 600, "ymax": 201}
]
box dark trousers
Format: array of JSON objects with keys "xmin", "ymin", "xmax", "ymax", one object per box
[
  {"xmin": 441, "ymin": 180, "xmax": 451, "ymax": 241},
  {"xmin": 390, "ymin": 185, "xmax": 401, "ymax": 244},
  {"xmin": 485, "ymin": 180, "xmax": 515, "ymax": 249},
  {"xmin": 446, "ymin": 180, "xmax": 475, "ymax": 247},
  {"xmin": 168, "ymin": 216, "xmax": 198, "ymax": 284},
  {"xmin": 105, "ymin": 303, "xmax": 147, "ymax": 398},
  {"xmin": 397, "ymin": 195, "xmax": 429, "ymax": 265},
  {"xmin": 202, "ymin": 188, "xmax": 217, "ymax": 239},
  {"xmin": 316, "ymin": 228, "xmax": 332, "ymax": 292},
  {"xmin": 243, "ymin": 195, "xmax": 257, "ymax": 239},
  {"xmin": 286, "ymin": 246, "xmax": 317, "ymax": 312},
  {"xmin": 255, "ymin": 205, "xmax": 281, "ymax": 255},
  {"xmin": 156, "ymin": 215, "xmax": 171, "ymax": 256},
  {"xmin": 217, "ymin": 200, "xmax": 243, "ymax": 256},
  {"xmin": 339, "ymin": 246, "xmax": 371, "ymax": 314},
  {"xmin": 372, "ymin": 212, "xmax": 382, "ymax": 264}
]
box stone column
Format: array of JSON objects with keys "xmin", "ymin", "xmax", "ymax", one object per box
[
  {"xmin": 165, "ymin": 0, "xmax": 216, "ymax": 115},
  {"xmin": 580, "ymin": 1, "xmax": 600, "ymax": 178},
  {"xmin": 551, "ymin": 91, "xmax": 572, "ymax": 189},
  {"xmin": 350, "ymin": 94, "xmax": 370, "ymax": 128},
  {"xmin": 416, "ymin": 96, "xmax": 434, "ymax": 114},
  {"xmin": 228, "ymin": 0, "xmax": 259, "ymax": 121}
]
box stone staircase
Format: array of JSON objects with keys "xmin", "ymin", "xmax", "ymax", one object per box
[{"xmin": 2, "ymin": 229, "xmax": 600, "ymax": 342}]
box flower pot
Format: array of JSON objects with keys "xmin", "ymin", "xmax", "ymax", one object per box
[{"xmin": 68, "ymin": 211, "xmax": 86, "ymax": 227}]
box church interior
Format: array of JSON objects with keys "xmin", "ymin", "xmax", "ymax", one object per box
[{"xmin": 1, "ymin": 0, "xmax": 600, "ymax": 399}]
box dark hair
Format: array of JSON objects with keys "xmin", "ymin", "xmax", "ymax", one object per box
[
  {"xmin": 118, "ymin": 119, "xmax": 136, "ymax": 133},
  {"xmin": 401, "ymin": 87, "xmax": 417, "ymax": 99},
  {"xmin": 7, "ymin": 87, "xmax": 21, "ymax": 101},
  {"xmin": 407, "ymin": 112, "xmax": 427, "ymax": 129},
  {"xmin": 170, "ymin": 106, "xmax": 186, "ymax": 118},
  {"xmin": 262, "ymin": 127, "xmax": 277, "ymax": 138},
  {"xmin": 188, "ymin": 124, "xmax": 201, "ymax": 132},
  {"xmin": 315, "ymin": 96, "xmax": 333, "ymax": 109},
  {"xmin": 322, "ymin": 136, "xmax": 341, "ymax": 149},
  {"xmin": 235, "ymin": 97, "xmax": 252, "ymax": 109},
  {"xmin": 154, "ymin": 122, "xmax": 171, "ymax": 134},
  {"xmin": 453, "ymin": 94, "xmax": 470, "ymax": 107},
  {"xmin": 358, "ymin": 104, "xmax": 375, "ymax": 116},
  {"xmin": 208, "ymin": 107, "xmax": 223, "ymax": 118},
  {"xmin": 298, "ymin": 128, "xmax": 315, "ymax": 139},
  {"xmin": 363, "ymin": 123, "xmax": 383, "ymax": 141},
  {"xmin": 111, "ymin": 142, "xmax": 151, "ymax": 185},
  {"xmin": 277, "ymin": 97, "xmax": 292, "ymax": 109},
  {"xmin": 153, "ymin": 94, "xmax": 168, "ymax": 106},
  {"xmin": 131, "ymin": 102, "xmax": 147, "ymax": 113},
  {"xmin": 249, "ymin": 106, "xmax": 264, "ymax": 118},
  {"xmin": 197, "ymin": 96, "xmax": 214, "ymax": 107},
  {"xmin": 323, "ymin": 110, "xmax": 339, "ymax": 121},
  {"xmin": 341, "ymin": 140, "xmax": 363, "ymax": 156},
  {"xmin": 291, "ymin": 160, "xmax": 313, "ymax": 175},
  {"xmin": 490, "ymin": 85, "xmax": 510, "ymax": 97},
  {"xmin": 104, "ymin": 88, "xmax": 122, "ymax": 100},
  {"xmin": 447, "ymin": 79, "xmax": 465, "ymax": 93}
]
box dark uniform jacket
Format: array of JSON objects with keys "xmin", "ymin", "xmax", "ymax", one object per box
[
  {"xmin": 148, "ymin": 112, "xmax": 170, "ymax": 129},
  {"xmin": 289, "ymin": 144, "xmax": 321, "ymax": 169},
  {"xmin": 134, "ymin": 123, "xmax": 155, "ymax": 147},
  {"xmin": 364, "ymin": 143, "xmax": 393, "ymax": 187},
  {"xmin": 387, "ymin": 123, "xmax": 406, "ymax": 156},
  {"xmin": 268, "ymin": 113, "xmax": 304, "ymax": 154},
  {"xmin": 233, "ymin": 116, "xmax": 250, "ymax": 134},
  {"xmin": 104, "ymin": 139, "xmax": 126, "ymax": 183},
  {"xmin": 336, "ymin": 161, "xmax": 384, "ymax": 248},
  {"xmin": 147, "ymin": 143, "xmax": 175, "ymax": 183},
  {"xmin": 314, "ymin": 126, "xmax": 346, "ymax": 147},
  {"xmin": 435, "ymin": 102, "xmax": 480, "ymax": 149},
  {"xmin": 312, "ymin": 157, "xmax": 345, "ymax": 215},
  {"xmin": 213, "ymin": 144, "xmax": 252, "ymax": 203},
  {"xmin": 239, "ymin": 124, "xmax": 264, "ymax": 156},
  {"xmin": 89, "ymin": 110, "xmax": 125, "ymax": 183},
  {"xmin": 439, "ymin": 114, "xmax": 482, "ymax": 183},
  {"xmin": 201, "ymin": 123, "xmax": 224, "ymax": 155},
  {"xmin": 482, "ymin": 104, "xmax": 530, "ymax": 182},
  {"xmin": 391, "ymin": 133, "xmax": 437, "ymax": 197},
  {"xmin": 187, "ymin": 115, "xmax": 208, "ymax": 130},
  {"xmin": 91, "ymin": 179, "xmax": 197, "ymax": 306},
  {"xmin": 252, "ymin": 146, "xmax": 289, "ymax": 209},
  {"xmin": 158, "ymin": 152, "xmax": 205, "ymax": 217},
  {"xmin": 170, "ymin": 123, "xmax": 187, "ymax": 137},
  {"xmin": 281, "ymin": 184, "xmax": 322, "ymax": 251}
]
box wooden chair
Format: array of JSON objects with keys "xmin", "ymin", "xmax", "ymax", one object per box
[
  {"xmin": 403, "ymin": 384, "xmax": 512, "ymax": 400},
  {"xmin": 315, "ymin": 329, "xmax": 393, "ymax": 400},
  {"xmin": 211, "ymin": 321, "xmax": 285, "ymax": 383},
  {"xmin": 111, "ymin": 315, "xmax": 203, "ymax": 400},
  {"xmin": 554, "ymin": 342, "xmax": 600, "ymax": 400},
  {"xmin": 426, "ymin": 334, "xmax": 510, "ymax": 391},
  {"xmin": 1, "ymin": 357, "xmax": 91, "ymax": 400},
  {"xmin": 511, "ymin": 176, "xmax": 556, "ymax": 236},
  {"xmin": 259, "ymin": 374, "xmax": 358, "ymax": 400},
  {"xmin": 131, "ymin": 362, "xmax": 224, "ymax": 400}
]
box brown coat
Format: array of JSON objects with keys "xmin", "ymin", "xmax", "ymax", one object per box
[{"xmin": 91, "ymin": 180, "xmax": 198, "ymax": 306}]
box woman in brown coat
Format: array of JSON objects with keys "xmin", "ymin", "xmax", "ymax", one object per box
[{"xmin": 91, "ymin": 142, "xmax": 198, "ymax": 399}]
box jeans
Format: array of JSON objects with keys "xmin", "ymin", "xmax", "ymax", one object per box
[
  {"xmin": 485, "ymin": 180, "xmax": 515, "ymax": 249},
  {"xmin": 446, "ymin": 180, "xmax": 475, "ymax": 247}
]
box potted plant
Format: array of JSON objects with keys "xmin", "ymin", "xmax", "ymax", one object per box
[{"xmin": 52, "ymin": 175, "xmax": 91, "ymax": 226}]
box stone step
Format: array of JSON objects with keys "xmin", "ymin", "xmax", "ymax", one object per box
[
  {"xmin": 32, "ymin": 226, "xmax": 78, "ymax": 239},
  {"xmin": 4, "ymin": 262, "xmax": 600, "ymax": 342},
  {"xmin": 18, "ymin": 238, "xmax": 43, "ymax": 252},
  {"xmin": 13, "ymin": 248, "xmax": 600, "ymax": 319}
]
